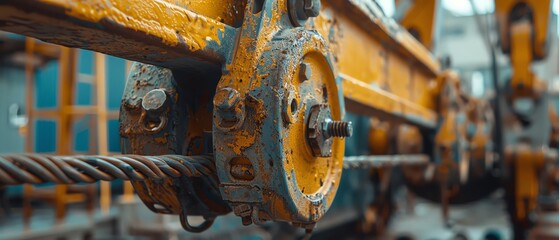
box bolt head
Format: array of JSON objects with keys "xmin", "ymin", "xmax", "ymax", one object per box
[
  {"xmin": 233, "ymin": 204, "xmax": 252, "ymax": 216},
  {"xmin": 214, "ymin": 87, "xmax": 241, "ymax": 110},
  {"xmin": 287, "ymin": 0, "xmax": 321, "ymax": 27},
  {"xmin": 142, "ymin": 89, "xmax": 168, "ymax": 113},
  {"xmin": 299, "ymin": 62, "xmax": 312, "ymax": 82},
  {"xmin": 304, "ymin": 0, "xmax": 321, "ymax": 18}
]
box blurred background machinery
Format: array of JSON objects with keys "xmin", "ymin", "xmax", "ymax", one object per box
[{"xmin": 0, "ymin": 0, "xmax": 558, "ymax": 240}]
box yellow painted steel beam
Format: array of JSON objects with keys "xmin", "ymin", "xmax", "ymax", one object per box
[
  {"xmin": 324, "ymin": 0, "xmax": 440, "ymax": 74},
  {"xmin": 397, "ymin": 0, "xmax": 439, "ymax": 50},
  {"xmin": 510, "ymin": 21, "xmax": 536, "ymax": 98},
  {"xmin": 0, "ymin": 0, "xmax": 238, "ymax": 68},
  {"xmin": 1, "ymin": 0, "xmax": 440, "ymax": 130},
  {"xmin": 315, "ymin": 0, "xmax": 440, "ymax": 129},
  {"xmin": 342, "ymin": 74, "xmax": 437, "ymax": 129}
]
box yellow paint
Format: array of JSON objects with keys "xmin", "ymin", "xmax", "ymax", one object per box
[
  {"xmin": 313, "ymin": 2, "xmax": 439, "ymax": 123},
  {"xmin": 228, "ymin": 130, "xmax": 256, "ymax": 155},
  {"xmin": 341, "ymin": 74, "xmax": 437, "ymax": 126},
  {"xmin": 285, "ymin": 51, "xmax": 343, "ymax": 196},
  {"xmin": 368, "ymin": 119, "xmax": 390, "ymax": 155},
  {"xmin": 42, "ymin": 0, "xmax": 224, "ymax": 51},
  {"xmin": 163, "ymin": 0, "xmax": 247, "ymax": 27},
  {"xmin": 510, "ymin": 21, "xmax": 536, "ymax": 98},
  {"xmin": 495, "ymin": 0, "xmax": 552, "ymax": 59},
  {"xmin": 509, "ymin": 146, "xmax": 545, "ymax": 220},
  {"xmin": 154, "ymin": 136, "xmax": 168, "ymax": 144},
  {"xmin": 219, "ymin": 0, "xmax": 283, "ymax": 93},
  {"xmin": 397, "ymin": 0, "xmax": 438, "ymax": 49}
]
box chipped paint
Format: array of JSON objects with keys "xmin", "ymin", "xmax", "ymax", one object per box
[
  {"xmin": 162, "ymin": 0, "xmax": 247, "ymax": 27},
  {"xmin": 228, "ymin": 130, "xmax": 256, "ymax": 155},
  {"xmin": 51, "ymin": 0, "xmax": 224, "ymax": 51},
  {"xmin": 120, "ymin": 62, "xmax": 230, "ymax": 228},
  {"xmin": 0, "ymin": 0, "xmax": 236, "ymax": 68},
  {"xmin": 0, "ymin": 0, "xmax": 515, "ymax": 232},
  {"xmin": 312, "ymin": 1, "xmax": 440, "ymax": 130}
]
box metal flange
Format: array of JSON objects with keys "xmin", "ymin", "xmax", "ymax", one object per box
[{"xmin": 213, "ymin": 29, "xmax": 346, "ymax": 227}]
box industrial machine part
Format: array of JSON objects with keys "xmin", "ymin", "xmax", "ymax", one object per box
[
  {"xmin": 0, "ymin": 0, "xmax": 426, "ymax": 232},
  {"xmin": 395, "ymin": 0, "xmax": 441, "ymax": 50},
  {"xmin": 394, "ymin": 69, "xmax": 500, "ymax": 227},
  {"xmin": 0, "ymin": 0, "xmax": 441, "ymax": 232},
  {"xmin": 494, "ymin": 1, "xmax": 556, "ymax": 238},
  {"xmin": 0, "ymin": 154, "xmax": 214, "ymax": 185},
  {"xmin": 0, "ymin": 0, "xmax": 485, "ymax": 233},
  {"xmin": 0, "ymin": 0, "xmax": 555, "ymax": 238},
  {"xmin": 397, "ymin": 1, "xmax": 559, "ymax": 238}
]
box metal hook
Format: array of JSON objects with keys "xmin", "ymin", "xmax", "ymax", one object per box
[{"xmin": 179, "ymin": 212, "xmax": 215, "ymax": 233}]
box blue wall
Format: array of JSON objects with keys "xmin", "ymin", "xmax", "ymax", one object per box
[
  {"xmin": 33, "ymin": 49, "xmax": 126, "ymax": 154},
  {"xmin": 2, "ymin": 50, "xmax": 127, "ymax": 195},
  {"xmin": 0, "ymin": 66, "xmax": 25, "ymax": 153}
]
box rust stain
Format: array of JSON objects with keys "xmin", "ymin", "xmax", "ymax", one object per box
[
  {"xmin": 46, "ymin": 0, "xmax": 224, "ymax": 51},
  {"xmin": 228, "ymin": 130, "xmax": 256, "ymax": 155},
  {"xmin": 154, "ymin": 135, "xmax": 168, "ymax": 144},
  {"xmin": 219, "ymin": 0, "xmax": 282, "ymax": 93}
]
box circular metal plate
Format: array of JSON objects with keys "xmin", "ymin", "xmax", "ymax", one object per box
[{"xmin": 213, "ymin": 29, "xmax": 344, "ymax": 225}]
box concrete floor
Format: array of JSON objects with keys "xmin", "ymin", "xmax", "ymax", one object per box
[
  {"xmin": 386, "ymin": 191, "xmax": 511, "ymax": 240},
  {"xmin": 3, "ymin": 190, "xmax": 559, "ymax": 240},
  {"xmin": 0, "ymin": 206, "xmax": 118, "ymax": 240},
  {"xmin": 0, "ymin": 198, "xmax": 270, "ymax": 240}
]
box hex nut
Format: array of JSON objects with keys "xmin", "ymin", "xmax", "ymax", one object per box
[{"xmin": 306, "ymin": 104, "xmax": 333, "ymax": 157}]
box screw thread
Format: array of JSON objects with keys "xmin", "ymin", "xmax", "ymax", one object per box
[{"xmin": 327, "ymin": 121, "xmax": 353, "ymax": 138}]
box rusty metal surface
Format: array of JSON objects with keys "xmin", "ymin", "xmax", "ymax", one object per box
[
  {"xmin": 0, "ymin": 0, "xmax": 457, "ymax": 228},
  {"xmin": 0, "ymin": 0, "xmax": 444, "ymax": 130},
  {"xmin": 312, "ymin": 1, "xmax": 440, "ymax": 130},
  {"xmin": 4, "ymin": 0, "xmax": 554, "ymax": 236},
  {"xmin": 214, "ymin": 18, "xmax": 345, "ymax": 227},
  {"xmin": 323, "ymin": 0, "xmax": 441, "ymax": 74},
  {"xmin": 120, "ymin": 61, "xmax": 230, "ymax": 231},
  {"xmin": 0, "ymin": 0, "xmax": 237, "ymax": 69}
]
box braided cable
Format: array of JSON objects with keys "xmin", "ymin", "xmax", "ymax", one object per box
[{"xmin": 0, "ymin": 154, "xmax": 214, "ymax": 185}]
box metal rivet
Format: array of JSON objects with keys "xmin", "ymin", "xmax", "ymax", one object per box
[{"xmin": 142, "ymin": 89, "xmax": 168, "ymax": 114}]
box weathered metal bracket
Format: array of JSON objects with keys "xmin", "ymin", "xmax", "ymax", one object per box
[
  {"xmin": 211, "ymin": 0, "xmax": 347, "ymax": 228},
  {"xmin": 120, "ymin": 63, "xmax": 231, "ymax": 231}
]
